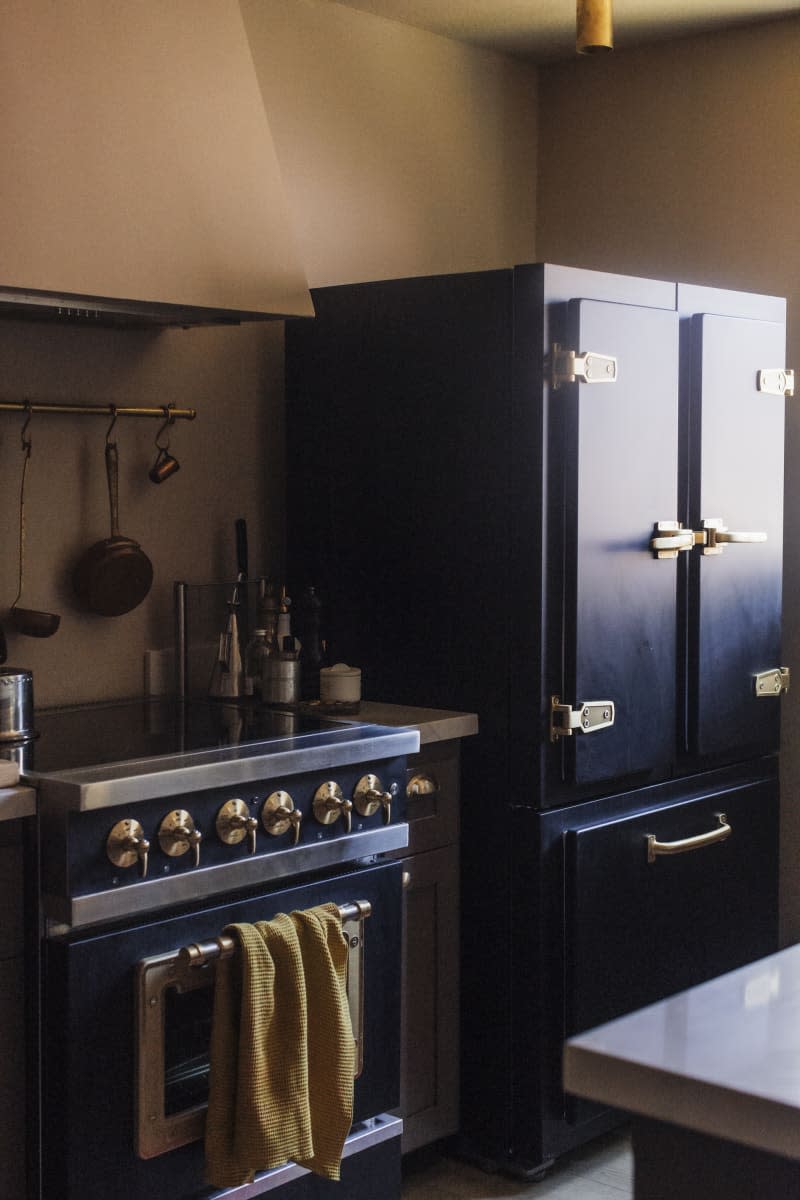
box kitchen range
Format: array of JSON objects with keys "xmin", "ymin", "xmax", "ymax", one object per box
[
  {"xmin": 286, "ymin": 262, "xmax": 790, "ymax": 1176},
  {"xmin": 18, "ymin": 697, "xmax": 419, "ymax": 1200}
]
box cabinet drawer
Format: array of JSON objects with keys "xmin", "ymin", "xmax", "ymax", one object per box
[
  {"xmin": 564, "ymin": 777, "xmax": 779, "ymax": 1038},
  {"xmin": 391, "ymin": 741, "xmax": 461, "ymax": 858}
]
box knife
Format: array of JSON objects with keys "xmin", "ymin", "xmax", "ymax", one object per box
[{"xmin": 235, "ymin": 517, "xmax": 248, "ymax": 641}]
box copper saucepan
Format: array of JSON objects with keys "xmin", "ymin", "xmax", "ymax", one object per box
[{"xmin": 73, "ymin": 440, "xmax": 153, "ymax": 617}]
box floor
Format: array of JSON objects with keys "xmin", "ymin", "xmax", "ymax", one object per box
[{"xmin": 401, "ymin": 1129, "xmax": 633, "ymax": 1200}]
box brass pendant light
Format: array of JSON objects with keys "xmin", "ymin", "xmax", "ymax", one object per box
[{"xmin": 576, "ymin": 0, "xmax": 613, "ymax": 54}]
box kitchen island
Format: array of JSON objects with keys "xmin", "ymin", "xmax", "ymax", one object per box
[{"xmin": 563, "ymin": 943, "xmax": 800, "ymax": 1198}]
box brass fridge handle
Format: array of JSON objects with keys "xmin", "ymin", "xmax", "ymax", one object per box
[{"xmin": 646, "ymin": 812, "xmax": 731, "ymax": 864}]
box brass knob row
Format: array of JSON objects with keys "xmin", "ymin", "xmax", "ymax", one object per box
[
  {"xmin": 106, "ymin": 774, "xmax": 396, "ymax": 877},
  {"xmin": 107, "ymin": 810, "xmax": 204, "ymax": 878}
]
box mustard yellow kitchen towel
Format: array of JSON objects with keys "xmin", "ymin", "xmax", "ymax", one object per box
[{"xmin": 204, "ymin": 901, "xmax": 355, "ymax": 1188}]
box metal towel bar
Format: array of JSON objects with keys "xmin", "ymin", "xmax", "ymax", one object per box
[{"xmin": 178, "ymin": 899, "xmax": 372, "ymax": 967}]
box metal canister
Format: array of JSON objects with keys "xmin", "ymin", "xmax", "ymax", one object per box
[
  {"xmin": 0, "ymin": 669, "xmax": 34, "ymax": 741},
  {"xmin": 261, "ymin": 657, "xmax": 300, "ymax": 706}
]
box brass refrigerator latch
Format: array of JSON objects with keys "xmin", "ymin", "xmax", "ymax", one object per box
[
  {"xmin": 650, "ymin": 521, "xmax": 694, "ymax": 559},
  {"xmin": 550, "ymin": 696, "xmax": 615, "ymax": 741},
  {"xmin": 551, "ymin": 344, "xmax": 618, "ymax": 389}
]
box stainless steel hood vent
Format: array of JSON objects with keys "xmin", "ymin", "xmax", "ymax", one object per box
[{"xmin": 0, "ymin": 1, "xmax": 314, "ymax": 328}]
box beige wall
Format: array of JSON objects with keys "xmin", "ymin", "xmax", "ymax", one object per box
[
  {"xmin": 0, "ymin": 2, "xmax": 538, "ymax": 708},
  {"xmin": 536, "ymin": 15, "xmax": 800, "ymax": 942},
  {"xmin": 240, "ymin": 0, "xmax": 538, "ymax": 285}
]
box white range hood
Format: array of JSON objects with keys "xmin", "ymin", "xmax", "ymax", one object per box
[{"xmin": 0, "ymin": 0, "xmax": 314, "ymax": 326}]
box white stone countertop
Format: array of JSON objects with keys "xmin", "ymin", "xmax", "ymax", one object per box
[
  {"xmin": 564, "ymin": 943, "xmax": 800, "ymax": 1161},
  {"xmin": 0, "ymin": 785, "xmax": 36, "ymax": 821},
  {"xmin": 349, "ymin": 702, "xmax": 478, "ymax": 745}
]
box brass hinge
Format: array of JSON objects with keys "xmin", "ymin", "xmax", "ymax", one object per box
[
  {"xmin": 551, "ymin": 344, "xmax": 618, "ymax": 389},
  {"xmin": 550, "ymin": 695, "xmax": 615, "ymax": 741},
  {"xmin": 757, "ymin": 368, "xmax": 794, "ymax": 397},
  {"xmin": 754, "ymin": 667, "xmax": 790, "ymax": 697}
]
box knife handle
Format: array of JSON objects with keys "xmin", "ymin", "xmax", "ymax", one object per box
[{"xmin": 235, "ymin": 518, "xmax": 248, "ymax": 580}]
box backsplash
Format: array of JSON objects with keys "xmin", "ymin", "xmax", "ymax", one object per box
[{"xmin": 0, "ymin": 317, "xmax": 286, "ymax": 708}]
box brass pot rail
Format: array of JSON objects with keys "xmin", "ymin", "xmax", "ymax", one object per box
[
  {"xmin": 0, "ymin": 399, "xmax": 196, "ymax": 421},
  {"xmin": 178, "ymin": 899, "xmax": 372, "ymax": 968}
]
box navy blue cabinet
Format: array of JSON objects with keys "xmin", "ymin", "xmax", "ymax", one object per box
[{"xmin": 286, "ymin": 264, "xmax": 787, "ymax": 1174}]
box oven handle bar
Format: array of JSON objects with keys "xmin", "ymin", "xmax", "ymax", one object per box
[{"xmin": 178, "ymin": 899, "xmax": 372, "ymax": 968}]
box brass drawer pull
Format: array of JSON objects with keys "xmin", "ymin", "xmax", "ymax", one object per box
[
  {"xmin": 646, "ymin": 812, "xmax": 731, "ymax": 864},
  {"xmin": 406, "ymin": 772, "xmax": 439, "ymax": 798}
]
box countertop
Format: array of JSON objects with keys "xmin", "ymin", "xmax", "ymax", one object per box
[
  {"xmin": 564, "ymin": 943, "xmax": 800, "ymax": 1161},
  {"xmin": 347, "ymin": 702, "xmax": 478, "ymax": 745},
  {"xmin": 0, "ymin": 703, "xmax": 477, "ymax": 819},
  {"xmin": 0, "ymin": 786, "xmax": 36, "ymax": 821}
]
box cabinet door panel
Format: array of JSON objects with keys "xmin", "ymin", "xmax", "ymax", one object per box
[
  {"xmin": 564, "ymin": 778, "xmax": 778, "ymax": 1038},
  {"xmin": 399, "ymin": 845, "xmax": 459, "ymax": 1152},
  {"xmin": 564, "ymin": 299, "xmax": 679, "ymax": 785},
  {"xmin": 690, "ymin": 315, "xmax": 785, "ymax": 758}
]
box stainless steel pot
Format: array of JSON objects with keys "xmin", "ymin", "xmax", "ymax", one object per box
[{"xmin": 0, "ymin": 669, "xmax": 34, "ymax": 741}]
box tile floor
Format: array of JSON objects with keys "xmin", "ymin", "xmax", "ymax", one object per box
[{"xmin": 401, "ymin": 1128, "xmax": 632, "ymax": 1200}]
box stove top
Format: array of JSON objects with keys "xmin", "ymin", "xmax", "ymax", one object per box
[
  {"xmin": 23, "ymin": 697, "xmax": 337, "ymax": 773},
  {"xmin": 15, "ymin": 696, "xmax": 420, "ymax": 811}
]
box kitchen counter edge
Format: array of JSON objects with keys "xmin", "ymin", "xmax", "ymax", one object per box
[
  {"xmin": 0, "ymin": 785, "xmax": 36, "ymax": 821},
  {"xmin": 341, "ymin": 702, "xmax": 478, "ymax": 744},
  {"xmin": 563, "ymin": 943, "xmax": 800, "ymax": 1162}
]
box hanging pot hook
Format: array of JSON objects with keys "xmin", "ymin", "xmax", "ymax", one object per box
[
  {"xmin": 154, "ymin": 405, "xmax": 175, "ymax": 452},
  {"xmin": 149, "ymin": 405, "xmax": 180, "ymax": 484},
  {"xmin": 105, "ymin": 405, "xmax": 118, "ymax": 446},
  {"xmin": 20, "ymin": 401, "xmax": 33, "ymax": 456}
]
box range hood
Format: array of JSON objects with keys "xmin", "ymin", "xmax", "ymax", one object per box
[{"xmin": 0, "ymin": 0, "xmax": 314, "ymax": 327}]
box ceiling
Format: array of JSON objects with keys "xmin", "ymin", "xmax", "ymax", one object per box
[{"xmin": 333, "ymin": 0, "xmax": 800, "ymax": 60}]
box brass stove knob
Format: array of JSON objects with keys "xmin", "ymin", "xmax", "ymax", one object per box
[
  {"xmin": 158, "ymin": 809, "xmax": 203, "ymax": 867},
  {"xmin": 261, "ymin": 790, "xmax": 302, "ymax": 846},
  {"xmin": 216, "ymin": 798, "xmax": 258, "ymax": 855},
  {"xmin": 106, "ymin": 819, "xmax": 150, "ymax": 879},
  {"xmin": 353, "ymin": 774, "xmax": 393, "ymax": 825},
  {"xmin": 312, "ymin": 781, "xmax": 353, "ymax": 833}
]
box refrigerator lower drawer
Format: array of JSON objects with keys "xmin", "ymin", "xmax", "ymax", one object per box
[{"xmin": 564, "ymin": 774, "xmax": 779, "ymax": 1037}]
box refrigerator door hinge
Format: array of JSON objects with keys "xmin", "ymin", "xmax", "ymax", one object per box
[
  {"xmin": 551, "ymin": 344, "xmax": 618, "ymax": 389},
  {"xmin": 757, "ymin": 368, "xmax": 794, "ymax": 397},
  {"xmin": 550, "ymin": 696, "xmax": 615, "ymax": 741},
  {"xmin": 754, "ymin": 667, "xmax": 790, "ymax": 697}
]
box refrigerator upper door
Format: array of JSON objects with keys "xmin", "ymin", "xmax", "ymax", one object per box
[
  {"xmin": 563, "ymin": 298, "xmax": 680, "ymax": 786},
  {"xmin": 689, "ymin": 314, "xmax": 785, "ymax": 758}
]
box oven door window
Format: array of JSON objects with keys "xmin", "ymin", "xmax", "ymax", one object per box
[{"xmin": 135, "ymin": 910, "xmax": 367, "ymax": 1160}]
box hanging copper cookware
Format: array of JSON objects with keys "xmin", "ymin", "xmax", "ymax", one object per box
[{"xmin": 73, "ymin": 434, "xmax": 153, "ymax": 617}]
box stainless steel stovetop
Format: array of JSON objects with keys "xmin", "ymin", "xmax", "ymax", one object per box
[{"xmin": 24, "ymin": 696, "xmax": 419, "ymax": 930}]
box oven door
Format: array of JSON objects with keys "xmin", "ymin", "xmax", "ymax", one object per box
[{"xmin": 41, "ymin": 860, "xmax": 402, "ymax": 1200}]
